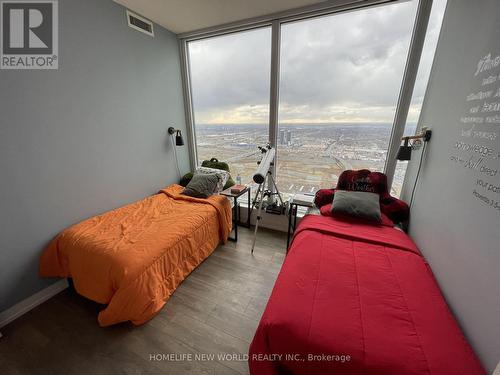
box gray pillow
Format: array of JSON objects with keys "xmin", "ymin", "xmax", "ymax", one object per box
[
  {"xmin": 331, "ymin": 190, "xmax": 382, "ymax": 222},
  {"xmin": 182, "ymin": 173, "xmax": 219, "ymax": 198}
]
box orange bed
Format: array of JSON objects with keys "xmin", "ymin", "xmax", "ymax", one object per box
[{"xmin": 39, "ymin": 184, "xmax": 232, "ymax": 326}]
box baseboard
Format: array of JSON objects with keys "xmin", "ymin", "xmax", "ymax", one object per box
[{"xmin": 0, "ymin": 279, "xmax": 69, "ymax": 329}]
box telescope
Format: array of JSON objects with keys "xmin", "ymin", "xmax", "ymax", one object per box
[
  {"xmin": 253, "ymin": 147, "xmax": 275, "ymax": 184},
  {"xmin": 251, "ymin": 145, "xmax": 284, "ymax": 253}
]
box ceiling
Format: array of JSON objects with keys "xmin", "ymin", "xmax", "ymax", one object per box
[{"xmin": 113, "ymin": 0, "xmax": 331, "ymax": 34}]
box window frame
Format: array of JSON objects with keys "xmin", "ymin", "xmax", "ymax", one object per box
[{"xmin": 178, "ymin": 0, "xmax": 433, "ymax": 191}]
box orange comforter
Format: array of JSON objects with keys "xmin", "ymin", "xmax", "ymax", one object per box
[{"xmin": 39, "ymin": 184, "xmax": 232, "ymax": 326}]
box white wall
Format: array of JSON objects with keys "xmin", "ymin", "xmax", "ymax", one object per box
[{"xmin": 401, "ymin": 0, "xmax": 500, "ymax": 371}]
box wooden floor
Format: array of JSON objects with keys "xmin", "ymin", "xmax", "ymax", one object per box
[{"xmin": 0, "ymin": 228, "xmax": 287, "ymax": 375}]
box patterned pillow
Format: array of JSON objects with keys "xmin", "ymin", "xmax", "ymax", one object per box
[
  {"xmin": 314, "ymin": 188, "xmax": 336, "ymax": 208},
  {"xmin": 313, "ymin": 169, "xmax": 410, "ymax": 224},
  {"xmin": 195, "ymin": 167, "xmax": 229, "ymax": 193},
  {"xmin": 336, "ymin": 169, "xmax": 388, "ymax": 195}
]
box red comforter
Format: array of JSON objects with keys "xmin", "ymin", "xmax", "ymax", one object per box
[{"xmin": 249, "ymin": 215, "xmax": 485, "ymax": 375}]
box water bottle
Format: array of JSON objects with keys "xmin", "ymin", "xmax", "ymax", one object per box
[{"xmin": 236, "ymin": 174, "xmax": 242, "ymax": 185}]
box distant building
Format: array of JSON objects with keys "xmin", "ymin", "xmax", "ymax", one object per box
[
  {"xmin": 279, "ymin": 129, "xmax": 292, "ymax": 145},
  {"xmin": 279, "ymin": 129, "xmax": 286, "ymax": 145}
]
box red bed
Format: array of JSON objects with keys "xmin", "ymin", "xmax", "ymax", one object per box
[{"xmin": 249, "ymin": 214, "xmax": 485, "ymax": 375}]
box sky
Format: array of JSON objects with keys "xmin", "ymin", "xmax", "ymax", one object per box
[{"xmin": 188, "ymin": 0, "xmax": 447, "ymax": 125}]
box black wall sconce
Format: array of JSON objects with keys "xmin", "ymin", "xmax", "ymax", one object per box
[
  {"xmin": 396, "ymin": 127, "xmax": 432, "ymax": 161},
  {"xmin": 397, "ymin": 127, "xmax": 432, "ymax": 209},
  {"xmin": 396, "ymin": 138, "xmax": 412, "ymax": 161},
  {"xmin": 168, "ymin": 127, "xmax": 184, "ymax": 146}
]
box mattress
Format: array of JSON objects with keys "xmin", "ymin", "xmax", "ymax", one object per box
[
  {"xmin": 249, "ymin": 214, "xmax": 485, "ymax": 375},
  {"xmin": 40, "ymin": 184, "xmax": 232, "ymax": 326}
]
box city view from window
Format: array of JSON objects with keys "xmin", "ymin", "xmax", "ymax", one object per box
[{"xmin": 195, "ymin": 123, "xmax": 416, "ymax": 198}]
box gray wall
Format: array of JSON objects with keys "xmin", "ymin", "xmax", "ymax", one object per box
[
  {"xmin": 0, "ymin": 0, "xmax": 189, "ymax": 313},
  {"xmin": 402, "ymin": 0, "xmax": 500, "ymax": 371}
]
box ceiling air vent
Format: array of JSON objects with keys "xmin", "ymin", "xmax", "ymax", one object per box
[{"xmin": 126, "ymin": 10, "xmax": 154, "ymax": 37}]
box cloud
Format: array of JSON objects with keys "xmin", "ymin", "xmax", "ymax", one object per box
[
  {"xmin": 189, "ymin": 27, "xmax": 271, "ymax": 114},
  {"xmin": 188, "ymin": 0, "xmax": 447, "ymax": 124}
]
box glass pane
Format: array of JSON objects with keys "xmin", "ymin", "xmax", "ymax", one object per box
[
  {"xmin": 277, "ymin": 1, "xmax": 418, "ymax": 200},
  {"xmin": 188, "ymin": 28, "xmax": 272, "ymax": 187},
  {"xmin": 392, "ymin": 0, "xmax": 448, "ymax": 197}
]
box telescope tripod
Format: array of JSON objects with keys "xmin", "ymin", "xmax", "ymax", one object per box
[{"xmin": 251, "ymin": 170, "xmax": 284, "ymax": 253}]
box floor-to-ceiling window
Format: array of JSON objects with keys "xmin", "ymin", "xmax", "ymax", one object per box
[
  {"xmin": 185, "ymin": 0, "xmax": 444, "ymax": 201},
  {"xmin": 188, "ymin": 28, "xmax": 271, "ymax": 186},
  {"xmin": 276, "ymin": 1, "xmax": 417, "ymax": 198},
  {"xmin": 392, "ymin": 0, "xmax": 447, "ymax": 196}
]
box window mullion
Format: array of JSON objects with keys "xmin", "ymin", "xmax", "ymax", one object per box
[
  {"xmin": 269, "ymin": 20, "xmax": 281, "ymax": 186},
  {"xmin": 179, "ymin": 39, "xmax": 198, "ymax": 171},
  {"xmin": 385, "ymin": 0, "xmax": 433, "ymax": 188}
]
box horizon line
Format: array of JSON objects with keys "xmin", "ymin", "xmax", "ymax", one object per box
[{"xmin": 196, "ymin": 122, "xmax": 417, "ymax": 126}]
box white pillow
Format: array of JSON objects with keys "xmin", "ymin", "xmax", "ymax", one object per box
[{"xmin": 195, "ymin": 167, "xmax": 229, "ymax": 193}]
